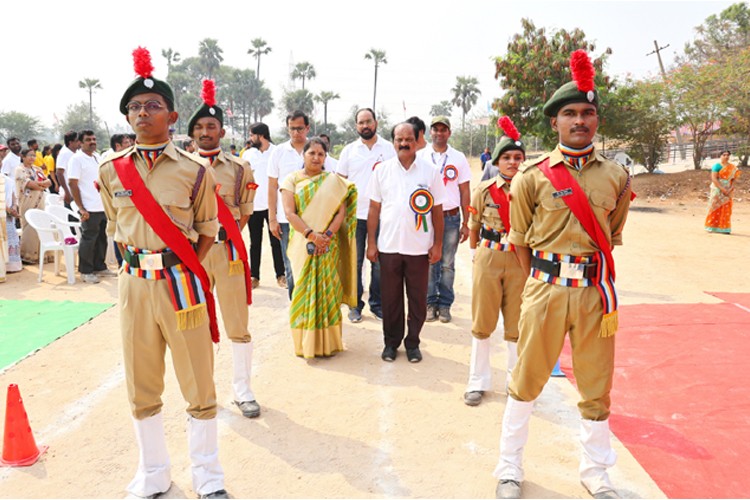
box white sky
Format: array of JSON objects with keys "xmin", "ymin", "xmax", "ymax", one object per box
[{"xmin": 1, "ymin": 0, "xmax": 735, "ymax": 139}]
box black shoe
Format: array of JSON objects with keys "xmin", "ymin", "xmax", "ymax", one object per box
[
  {"xmin": 372, "ymin": 309, "xmax": 383, "ymax": 321},
  {"xmin": 199, "ymin": 489, "xmax": 229, "ymax": 499},
  {"xmin": 425, "ymin": 305, "xmax": 438, "ymax": 322},
  {"xmin": 381, "ymin": 346, "xmax": 397, "ymax": 362},
  {"xmin": 406, "ymin": 347, "xmax": 422, "ymax": 363}
]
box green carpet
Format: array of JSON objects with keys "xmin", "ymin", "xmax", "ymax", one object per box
[{"xmin": 0, "ymin": 300, "xmax": 114, "ymax": 371}]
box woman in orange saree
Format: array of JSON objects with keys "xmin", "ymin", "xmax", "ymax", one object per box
[{"xmin": 705, "ymin": 150, "xmax": 740, "ymax": 234}]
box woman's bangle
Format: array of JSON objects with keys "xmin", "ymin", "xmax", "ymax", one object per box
[{"xmin": 304, "ymin": 228, "xmax": 313, "ymax": 239}]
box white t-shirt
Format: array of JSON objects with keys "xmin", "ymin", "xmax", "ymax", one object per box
[
  {"xmin": 324, "ymin": 155, "xmax": 338, "ymax": 173},
  {"xmin": 417, "ymin": 144, "xmax": 471, "ymax": 211},
  {"xmin": 2, "ymin": 173, "xmax": 12, "ymax": 208},
  {"xmin": 267, "ymin": 140, "xmax": 304, "ymax": 223},
  {"xmin": 1, "ymin": 152, "xmax": 21, "ymax": 178},
  {"xmin": 336, "ymin": 135, "xmax": 396, "ymax": 220},
  {"xmin": 368, "ymin": 155, "xmax": 446, "ymax": 256},
  {"xmin": 67, "ymin": 150, "xmax": 104, "ymax": 212},
  {"xmin": 242, "ymin": 143, "xmax": 276, "ymax": 212}
]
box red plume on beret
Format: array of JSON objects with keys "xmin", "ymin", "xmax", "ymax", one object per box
[
  {"xmin": 497, "ymin": 116, "xmax": 520, "ymax": 142},
  {"xmin": 201, "ymin": 79, "xmax": 217, "ymax": 108},
  {"xmin": 570, "ymin": 49, "xmax": 595, "ymax": 93},
  {"xmin": 132, "ymin": 47, "xmax": 154, "ymax": 79}
]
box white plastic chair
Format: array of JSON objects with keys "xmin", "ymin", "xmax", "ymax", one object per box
[
  {"xmin": 24, "ymin": 208, "xmax": 80, "ymax": 284},
  {"xmin": 45, "ymin": 204, "xmax": 82, "ymax": 241},
  {"xmin": 45, "ymin": 193, "xmax": 63, "ymax": 207}
]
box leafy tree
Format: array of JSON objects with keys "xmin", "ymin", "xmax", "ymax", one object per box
[
  {"xmin": 451, "ymin": 76, "xmax": 481, "ymax": 131},
  {"xmin": 493, "ymin": 18, "xmax": 612, "ymax": 148},
  {"xmin": 315, "ymin": 91, "xmax": 340, "ymax": 129},
  {"xmin": 0, "ymin": 111, "xmax": 42, "ymax": 142},
  {"xmin": 281, "ymin": 89, "xmax": 314, "ymax": 117},
  {"xmin": 604, "ymin": 78, "xmax": 674, "ymax": 171},
  {"xmin": 290, "ymin": 62, "xmax": 316, "ymax": 90},
  {"xmin": 683, "ymin": 2, "xmax": 750, "ymax": 63},
  {"xmin": 78, "ymin": 78, "xmax": 102, "ymax": 130},
  {"xmin": 247, "ymin": 38, "xmax": 272, "ymax": 80},
  {"xmin": 364, "ymin": 49, "xmax": 387, "ymax": 109},
  {"xmin": 161, "ymin": 48, "xmax": 181, "ymax": 77},
  {"xmin": 430, "ymin": 101, "xmax": 452, "ymax": 118},
  {"xmin": 198, "ymin": 38, "xmax": 224, "ymax": 79},
  {"xmin": 57, "ymin": 102, "xmax": 106, "ymax": 139}
]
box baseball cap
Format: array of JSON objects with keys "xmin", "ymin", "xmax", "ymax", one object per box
[{"xmin": 430, "ymin": 116, "xmax": 451, "ymax": 129}]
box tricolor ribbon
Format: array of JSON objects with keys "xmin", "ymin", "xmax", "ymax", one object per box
[
  {"xmin": 409, "ymin": 188, "xmax": 433, "ymax": 232},
  {"xmin": 442, "ymin": 165, "xmax": 458, "ymax": 185}
]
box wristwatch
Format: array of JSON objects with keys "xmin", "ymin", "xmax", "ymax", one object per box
[{"xmin": 325, "ymin": 229, "xmax": 333, "ymax": 237}]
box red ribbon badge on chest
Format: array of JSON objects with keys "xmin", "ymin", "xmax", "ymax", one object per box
[{"xmin": 443, "ymin": 165, "xmax": 458, "ymax": 185}]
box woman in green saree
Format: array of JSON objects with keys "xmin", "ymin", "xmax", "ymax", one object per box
[{"xmin": 280, "ymin": 138, "xmax": 357, "ymax": 358}]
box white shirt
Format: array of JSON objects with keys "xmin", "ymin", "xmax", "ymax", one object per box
[
  {"xmin": 324, "ymin": 155, "xmax": 338, "ymax": 173},
  {"xmin": 417, "ymin": 144, "xmax": 470, "ymax": 211},
  {"xmin": 2, "ymin": 173, "xmax": 12, "ymax": 209},
  {"xmin": 1, "ymin": 152, "xmax": 21, "ymax": 178},
  {"xmin": 267, "ymin": 140, "xmax": 304, "ymax": 223},
  {"xmin": 67, "ymin": 150, "xmax": 104, "ymax": 212},
  {"xmin": 368, "ymin": 155, "xmax": 446, "ymax": 256},
  {"xmin": 56, "ymin": 145, "xmax": 75, "ymax": 188},
  {"xmin": 242, "ymin": 143, "xmax": 276, "ymax": 211},
  {"xmin": 336, "ymin": 135, "xmax": 396, "ymax": 220}
]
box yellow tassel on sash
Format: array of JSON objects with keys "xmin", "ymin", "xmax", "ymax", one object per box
[
  {"xmin": 599, "ymin": 310, "xmax": 618, "ymax": 338},
  {"xmin": 176, "ymin": 303, "xmax": 207, "ymax": 331},
  {"xmin": 228, "ymin": 259, "xmax": 244, "ymax": 276}
]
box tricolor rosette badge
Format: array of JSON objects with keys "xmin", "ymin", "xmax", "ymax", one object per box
[
  {"xmin": 443, "ymin": 165, "xmax": 458, "ymax": 185},
  {"xmin": 410, "ymin": 188, "xmax": 434, "ymax": 232}
]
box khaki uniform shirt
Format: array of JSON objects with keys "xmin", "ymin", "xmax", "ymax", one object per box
[
  {"xmin": 508, "ymin": 146, "xmax": 631, "ymax": 255},
  {"xmin": 98, "ymin": 143, "xmax": 219, "ymax": 250},
  {"xmin": 469, "ymin": 176, "xmax": 511, "ymax": 234},
  {"xmin": 212, "ymin": 151, "xmax": 255, "ymax": 221}
]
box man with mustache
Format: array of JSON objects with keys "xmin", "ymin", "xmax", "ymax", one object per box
[
  {"xmin": 336, "ymin": 108, "xmax": 396, "ymax": 323},
  {"xmin": 493, "ymin": 51, "xmax": 632, "ymax": 499},
  {"xmin": 366, "ymin": 122, "xmax": 445, "ymax": 363},
  {"xmin": 188, "ymin": 80, "xmax": 260, "ymax": 421}
]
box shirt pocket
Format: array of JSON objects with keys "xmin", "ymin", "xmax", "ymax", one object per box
[
  {"xmin": 482, "ymin": 205, "xmax": 503, "ymax": 229},
  {"xmin": 589, "ymin": 190, "xmax": 616, "ymax": 215},
  {"xmin": 157, "ymin": 190, "xmax": 193, "ymax": 226},
  {"xmin": 111, "ymin": 194, "xmax": 136, "ymax": 208},
  {"xmin": 540, "ymin": 196, "xmax": 568, "ymax": 212}
]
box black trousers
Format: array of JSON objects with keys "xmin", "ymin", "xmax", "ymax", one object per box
[
  {"xmin": 78, "ymin": 211, "xmax": 108, "ymax": 274},
  {"xmin": 379, "ymin": 252, "xmax": 429, "ymax": 350},
  {"xmin": 247, "ymin": 209, "xmax": 285, "ymax": 280}
]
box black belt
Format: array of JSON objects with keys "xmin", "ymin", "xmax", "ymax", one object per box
[
  {"xmin": 480, "ymin": 228, "xmax": 503, "ymax": 242},
  {"xmin": 444, "ymin": 207, "xmax": 459, "ymax": 217},
  {"xmin": 123, "ymin": 248, "xmax": 182, "ymax": 269},
  {"xmin": 531, "ymin": 256, "xmax": 598, "ymax": 279}
]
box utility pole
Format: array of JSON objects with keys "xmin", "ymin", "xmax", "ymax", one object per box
[{"xmin": 648, "ymin": 40, "xmax": 686, "ymax": 160}]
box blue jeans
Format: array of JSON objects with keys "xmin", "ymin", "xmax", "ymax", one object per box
[
  {"xmin": 280, "ymin": 222, "xmax": 294, "ymax": 300},
  {"xmin": 354, "ymin": 219, "xmax": 381, "ymax": 314},
  {"xmin": 427, "ymin": 213, "xmax": 460, "ymax": 308}
]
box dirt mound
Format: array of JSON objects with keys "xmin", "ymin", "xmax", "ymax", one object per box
[{"xmin": 632, "ymin": 167, "xmax": 749, "ymax": 203}]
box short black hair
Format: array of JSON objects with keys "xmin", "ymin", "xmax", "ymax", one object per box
[
  {"xmin": 355, "ymin": 107, "xmax": 377, "ymax": 122},
  {"xmin": 7, "ymin": 137, "xmax": 20, "ymax": 145},
  {"xmin": 286, "ymin": 110, "xmax": 309, "ymax": 126},
  {"xmin": 181, "ymin": 139, "xmax": 194, "ymax": 150},
  {"xmin": 27, "ymin": 139, "xmax": 38, "ymax": 148},
  {"xmin": 303, "ymin": 137, "xmax": 328, "ymax": 154},
  {"xmin": 63, "ymin": 130, "xmax": 79, "ymax": 147},
  {"xmin": 249, "ymin": 122, "xmax": 271, "ymax": 141},
  {"xmin": 405, "ymin": 116, "xmax": 426, "ymax": 136},
  {"xmin": 110, "ymin": 133, "xmax": 126, "ymax": 150},
  {"xmin": 80, "ymin": 130, "xmax": 95, "ymax": 140}
]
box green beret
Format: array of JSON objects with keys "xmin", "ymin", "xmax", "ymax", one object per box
[
  {"xmin": 491, "ymin": 136, "xmax": 525, "ymax": 164},
  {"xmin": 542, "ymin": 81, "xmax": 598, "ymax": 117},
  {"xmin": 119, "ymin": 77, "xmax": 175, "ymax": 115},
  {"xmin": 187, "ymin": 104, "xmax": 224, "ymax": 137}
]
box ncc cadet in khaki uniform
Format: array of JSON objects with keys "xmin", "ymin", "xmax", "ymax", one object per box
[
  {"xmin": 463, "ymin": 117, "xmax": 526, "ymax": 407},
  {"xmin": 187, "ymin": 80, "xmax": 260, "ymax": 419},
  {"xmin": 493, "ymin": 51, "xmax": 632, "ymax": 500},
  {"xmin": 98, "ymin": 48, "xmax": 229, "ymax": 499}
]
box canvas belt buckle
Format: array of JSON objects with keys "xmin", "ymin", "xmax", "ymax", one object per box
[
  {"xmin": 558, "ymin": 261, "xmax": 585, "ymax": 280},
  {"xmin": 138, "ymin": 253, "xmax": 164, "ymax": 271}
]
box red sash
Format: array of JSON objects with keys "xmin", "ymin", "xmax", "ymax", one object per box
[
  {"xmin": 112, "ymin": 156, "xmax": 220, "ymax": 343},
  {"xmin": 487, "ymin": 181, "xmax": 511, "ymax": 233},
  {"xmin": 215, "ymin": 191, "xmax": 252, "ymax": 305}
]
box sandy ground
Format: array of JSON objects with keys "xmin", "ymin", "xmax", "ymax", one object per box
[{"xmin": 1, "ymin": 169, "xmax": 747, "ymax": 499}]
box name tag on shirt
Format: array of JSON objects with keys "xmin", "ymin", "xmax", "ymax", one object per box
[
  {"xmin": 487, "ymin": 203, "xmax": 500, "ymax": 208},
  {"xmin": 552, "ymin": 188, "xmax": 573, "ymax": 199},
  {"xmin": 114, "ymin": 189, "xmax": 133, "ymax": 198}
]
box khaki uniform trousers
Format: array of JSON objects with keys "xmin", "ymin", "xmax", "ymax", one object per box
[
  {"xmin": 471, "ymin": 246, "xmax": 524, "ymax": 341},
  {"xmin": 205, "ymin": 242, "xmax": 251, "ymax": 343},
  {"xmin": 120, "ymin": 271, "xmax": 217, "ymax": 420},
  {"xmin": 509, "ymin": 277, "xmax": 615, "ymax": 421}
]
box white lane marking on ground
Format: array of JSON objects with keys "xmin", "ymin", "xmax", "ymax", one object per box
[
  {"xmin": 373, "ymin": 363, "xmax": 399, "ymax": 498},
  {"xmin": 732, "ymin": 302, "xmax": 750, "ymax": 314},
  {"xmin": 0, "ymin": 367, "xmax": 124, "ymax": 482}
]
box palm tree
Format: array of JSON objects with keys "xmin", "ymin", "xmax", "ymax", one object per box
[
  {"xmin": 315, "ymin": 91, "xmax": 340, "ymax": 128},
  {"xmin": 78, "ymin": 78, "xmax": 101, "ymax": 129},
  {"xmin": 290, "ymin": 62, "xmax": 316, "ymax": 90},
  {"xmin": 282, "ymin": 89, "xmax": 314, "ymax": 116},
  {"xmin": 161, "ymin": 48, "xmax": 181, "ymax": 78},
  {"xmin": 198, "ymin": 38, "xmax": 224, "ymax": 79},
  {"xmin": 364, "ymin": 49, "xmax": 387, "ymax": 109},
  {"xmin": 430, "ymin": 101, "xmax": 453, "ymax": 118},
  {"xmin": 247, "ymin": 38, "xmax": 272, "ymax": 80},
  {"xmin": 451, "ymin": 76, "xmax": 481, "ymax": 131}
]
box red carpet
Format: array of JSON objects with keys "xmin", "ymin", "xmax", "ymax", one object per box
[{"xmin": 559, "ymin": 296, "xmax": 750, "ymax": 498}]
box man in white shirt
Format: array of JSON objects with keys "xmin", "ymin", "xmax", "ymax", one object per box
[
  {"xmin": 406, "ymin": 116, "xmax": 428, "ymax": 151},
  {"xmin": 319, "ymin": 133, "xmax": 338, "ymax": 172},
  {"xmin": 55, "ymin": 130, "xmax": 81, "ymax": 207},
  {"xmin": 243, "ymin": 122, "xmax": 285, "ymax": 289},
  {"xmin": 367, "ymin": 122, "xmax": 446, "ymax": 363},
  {"xmin": 417, "ymin": 116, "xmax": 471, "ymax": 323},
  {"xmin": 68, "ymin": 130, "xmax": 113, "ymax": 284},
  {"xmin": 1, "ymin": 137, "xmax": 22, "ymax": 179},
  {"xmin": 336, "ymin": 108, "xmax": 396, "ymax": 323},
  {"xmin": 101, "ymin": 133, "xmax": 133, "ymax": 160},
  {"xmin": 268, "ymin": 110, "xmax": 308, "ymax": 299}
]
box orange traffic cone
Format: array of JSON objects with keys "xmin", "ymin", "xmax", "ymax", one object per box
[{"xmin": 1, "ymin": 384, "xmax": 47, "ymax": 466}]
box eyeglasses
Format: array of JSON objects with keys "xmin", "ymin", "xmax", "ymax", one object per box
[
  {"xmin": 288, "ymin": 126, "xmax": 306, "ymax": 132},
  {"xmin": 126, "ymin": 100, "xmax": 166, "ymax": 114}
]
